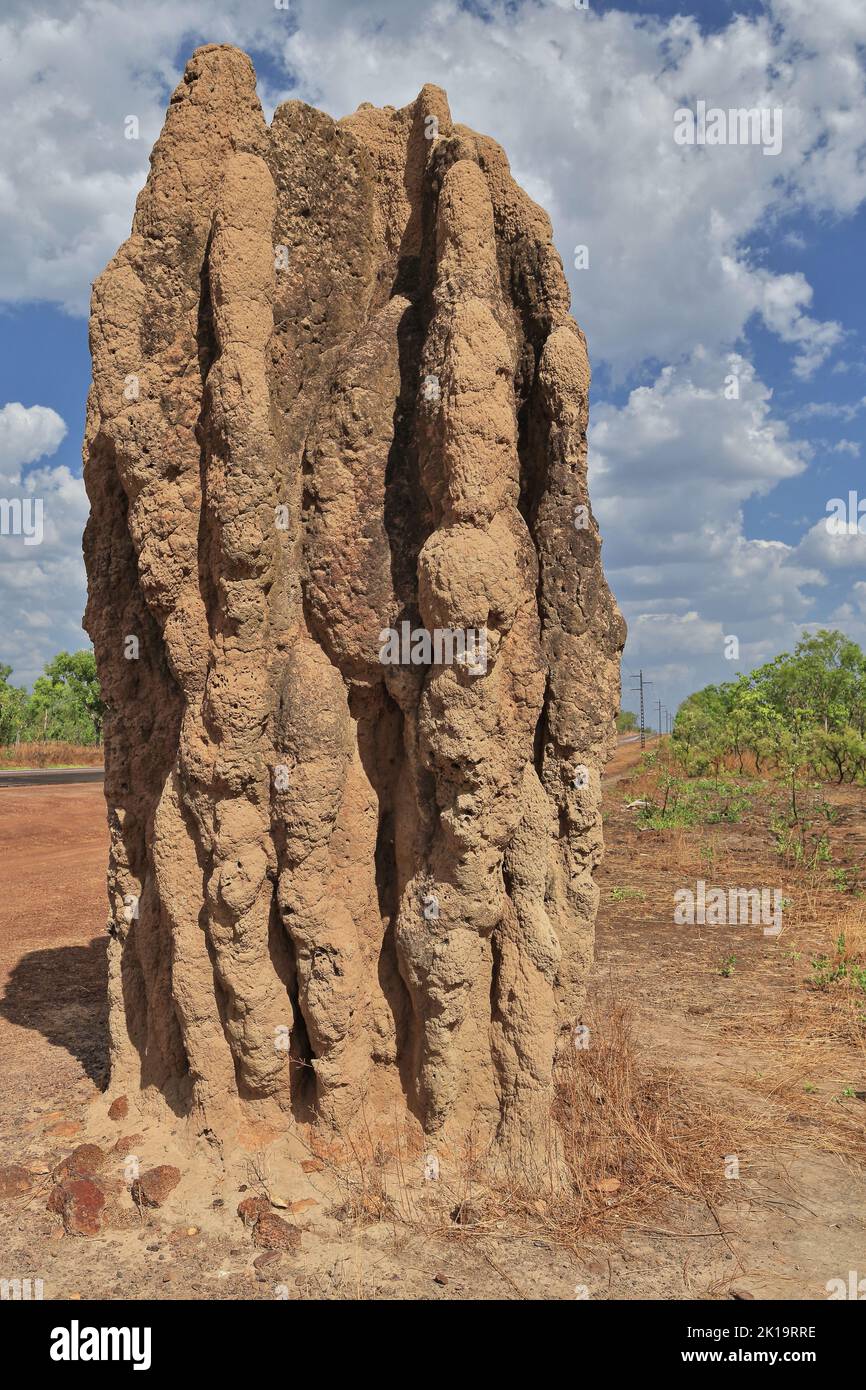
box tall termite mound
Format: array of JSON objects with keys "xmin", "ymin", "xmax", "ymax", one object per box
[{"xmin": 83, "ymin": 45, "xmax": 625, "ymax": 1177}]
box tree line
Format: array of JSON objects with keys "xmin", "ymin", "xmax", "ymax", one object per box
[
  {"xmin": 0, "ymin": 650, "xmax": 104, "ymax": 746},
  {"xmin": 672, "ymin": 630, "xmax": 866, "ymax": 784}
]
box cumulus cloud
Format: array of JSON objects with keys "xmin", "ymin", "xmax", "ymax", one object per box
[
  {"xmin": 1, "ymin": 0, "xmax": 865, "ymax": 696},
  {"xmin": 0, "ymin": 0, "xmax": 861, "ymax": 377},
  {"xmin": 0, "ymin": 402, "xmax": 67, "ymax": 477},
  {"xmin": 268, "ymin": 0, "xmax": 863, "ymax": 377},
  {"xmin": 795, "ymin": 517, "xmax": 866, "ymax": 569},
  {"xmin": 0, "ymin": 402, "xmax": 87, "ymax": 688},
  {"xmin": 588, "ymin": 352, "xmax": 830, "ymax": 695}
]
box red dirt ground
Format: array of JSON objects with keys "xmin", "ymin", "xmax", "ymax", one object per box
[{"xmin": 1, "ymin": 754, "xmax": 864, "ymax": 1300}]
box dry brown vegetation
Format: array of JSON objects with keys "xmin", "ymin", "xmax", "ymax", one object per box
[{"xmin": 0, "ymin": 741, "xmax": 103, "ymax": 768}]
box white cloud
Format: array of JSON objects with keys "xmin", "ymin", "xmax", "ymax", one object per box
[
  {"xmin": 588, "ymin": 351, "xmax": 832, "ymax": 700},
  {"xmin": 795, "ymin": 517, "xmax": 866, "ymax": 570},
  {"xmin": 0, "ymin": 402, "xmax": 67, "ymax": 478},
  {"xmin": 0, "ymin": 402, "xmax": 87, "ymax": 688},
  {"xmin": 1, "ymin": 0, "xmax": 866, "ymax": 696},
  {"xmin": 269, "ymin": 0, "xmax": 864, "ymax": 378},
  {"xmin": 0, "ymin": 0, "xmax": 861, "ymax": 379}
]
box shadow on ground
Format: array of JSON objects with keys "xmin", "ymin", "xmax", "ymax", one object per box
[{"xmin": 0, "ymin": 938, "xmax": 109, "ymax": 1085}]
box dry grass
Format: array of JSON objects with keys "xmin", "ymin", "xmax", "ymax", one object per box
[
  {"xmin": 477, "ymin": 999, "xmax": 762, "ymax": 1251},
  {"xmin": 320, "ymin": 999, "xmax": 763, "ymax": 1258},
  {"xmin": 0, "ymin": 741, "xmax": 103, "ymax": 768}
]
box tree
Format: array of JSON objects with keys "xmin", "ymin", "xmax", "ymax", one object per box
[
  {"xmin": 672, "ymin": 630, "xmax": 866, "ymax": 785},
  {"xmin": 0, "ymin": 666, "xmax": 28, "ymax": 745},
  {"xmin": 27, "ymin": 650, "xmax": 104, "ymax": 744}
]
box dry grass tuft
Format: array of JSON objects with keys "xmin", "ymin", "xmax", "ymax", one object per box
[
  {"xmin": 0, "ymin": 741, "xmax": 103, "ymax": 768},
  {"xmin": 479, "ymin": 999, "xmax": 759, "ymax": 1250}
]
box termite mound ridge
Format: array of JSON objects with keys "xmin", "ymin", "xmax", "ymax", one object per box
[{"xmin": 83, "ymin": 44, "xmax": 625, "ymax": 1184}]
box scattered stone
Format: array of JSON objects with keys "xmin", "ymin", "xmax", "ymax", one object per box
[
  {"xmin": 253, "ymin": 1251, "xmax": 282, "ymax": 1271},
  {"xmin": 596, "ymin": 1177, "xmax": 621, "ymax": 1194},
  {"xmin": 289, "ymin": 1199, "xmax": 318, "ymax": 1215},
  {"xmin": 55, "ymin": 1144, "xmax": 106, "ymax": 1180},
  {"xmin": 113, "ymin": 1133, "xmax": 144, "ymax": 1156},
  {"xmin": 301, "ymin": 1159, "xmax": 324, "ymax": 1175},
  {"xmin": 108, "ymin": 1096, "xmax": 129, "ymax": 1121},
  {"xmin": 48, "ymin": 1178, "xmax": 106, "ymax": 1237},
  {"xmin": 131, "ymin": 1165, "xmax": 181, "ymax": 1208},
  {"xmin": 0, "ymin": 1164, "xmax": 33, "ymax": 1198},
  {"xmin": 238, "ymin": 1195, "xmax": 271, "ymax": 1227},
  {"xmin": 253, "ymin": 1214, "xmax": 302, "ymax": 1253},
  {"xmin": 433, "ymin": 1272, "xmax": 448, "ymax": 1286},
  {"xmin": 730, "ymin": 1288, "xmax": 756, "ymax": 1301}
]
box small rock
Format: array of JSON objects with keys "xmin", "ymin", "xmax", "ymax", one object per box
[
  {"xmin": 113, "ymin": 1133, "xmax": 144, "ymax": 1156},
  {"xmin": 131, "ymin": 1165, "xmax": 181, "ymax": 1208},
  {"xmin": 301, "ymin": 1159, "xmax": 324, "ymax": 1174},
  {"xmin": 253, "ymin": 1251, "xmax": 282, "ymax": 1271},
  {"xmin": 0, "ymin": 1164, "xmax": 33, "ymax": 1199},
  {"xmin": 238, "ymin": 1195, "xmax": 271, "ymax": 1227},
  {"xmin": 108, "ymin": 1096, "xmax": 129, "ymax": 1121},
  {"xmin": 48, "ymin": 1178, "xmax": 106, "ymax": 1237},
  {"xmin": 186, "ymin": 1226, "xmax": 198, "ymax": 1237},
  {"xmin": 289, "ymin": 1198, "xmax": 318, "ymax": 1215},
  {"xmin": 596, "ymin": 1178, "xmax": 621, "ymax": 1194},
  {"xmin": 433, "ymin": 1272, "xmax": 448, "ymax": 1286},
  {"xmin": 253, "ymin": 1214, "xmax": 301, "ymax": 1253},
  {"xmin": 730, "ymin": 1288, "xmax": 755, "ymax": 1300},
  {"xmin": 55, "ymin": 1144, "xmax": 106, "ymax": 1180}
]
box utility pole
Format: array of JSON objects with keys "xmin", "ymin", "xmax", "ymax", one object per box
[
  {"xmin": 657, "ymin": 699, "xmax": 663, "ymax": 739},
  {"xmin": 630, "ymin": 670, "xmax": 652, "ymax": 749}
]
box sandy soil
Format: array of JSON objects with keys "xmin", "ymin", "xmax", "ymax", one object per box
[{"xmin": 1, "ymin": 756, "xmax": 863, "ymax": 1301}]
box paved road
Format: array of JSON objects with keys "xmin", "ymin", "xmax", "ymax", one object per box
[{"xmin": 0, "ymin": 767, "xmax": 104, "ymax": 788}]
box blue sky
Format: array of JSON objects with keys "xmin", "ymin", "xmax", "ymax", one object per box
[{"xmin": 1, "ymin": 0, "xmax": 865, "ymax": 717}]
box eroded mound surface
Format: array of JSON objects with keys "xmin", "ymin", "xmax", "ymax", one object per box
[{"xmin": 83, "ymin": 45, "xmax": 624, "ymax": 1174}]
